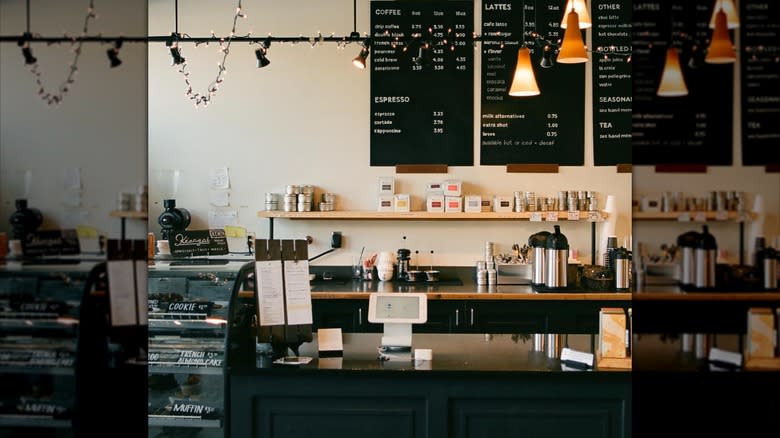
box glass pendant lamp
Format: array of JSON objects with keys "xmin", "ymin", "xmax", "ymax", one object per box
[{"xmin": 657, "ymin": 46, "xmax": 688, "ymax": 97}]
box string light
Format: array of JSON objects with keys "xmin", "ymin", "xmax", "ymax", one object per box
[
  {"xmin": 22, "ymin": 0, "xmax": 98, "ymax": 106},
  {"xmin": 170, "ymin": 0, "xmax": 248, "ymax": 108}
]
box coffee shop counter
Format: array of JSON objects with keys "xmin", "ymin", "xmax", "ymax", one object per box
[{"xmin": 226, "ymin": 333, "xmax": 631, "ymax": 438}]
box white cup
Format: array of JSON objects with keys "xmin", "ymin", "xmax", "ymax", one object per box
[
  {"xmin": 377, "ymin": 268, "xmax": 394, "ymax": 281},
  {"xmin": 156, "ymin": 240, "xmax": 171, "ymax": 255}
]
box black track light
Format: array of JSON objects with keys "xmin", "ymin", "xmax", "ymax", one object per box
[
  {"xmin": 412, "ymin": 43, "xmax": 432, "ymax": 67},
  {"xmin": 169, "ymin": 45, "xmax": 185, "ymax": 65},
  {"xmin": 107, "ymin": 38, "xmax": 123, "ymax": 68},
  {"xmin": 255, "ymin": 37, "xmax": 271, "ymax": 68},
  {"xmin": 540, "ymin": 44, "xmax": 554, "ymax": 68},
  {"xmin": 18, "ymin": 32, "xmax": 36, "ymax": 65}
]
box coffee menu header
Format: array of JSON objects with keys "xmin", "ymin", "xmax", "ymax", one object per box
[
  {"xmin": 480, "ymin": 0, "xmax": 585, "ymax": 165},
  {"xmin": 740, "ymin": 1, "xmax": 780, "ymax": 165},
  {"xmin": 632, "ymin": 0, "xmax": 733, "ymax": 165},
  {"xmin": 370, "ymin": 0, "xmax": 474, "ymax": 166}
]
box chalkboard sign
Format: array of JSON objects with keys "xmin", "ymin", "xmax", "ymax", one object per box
[
  {"xmin": 168, "ymin": 229, "xmax": 228, "ymax": 257},
  {"xmin": 740, "ymin": 1, "xmax": 780, "ymax": 165},
  {"xmin": 480, "ymin": 0, "xmax": 585, "ymax": 166},
  {"xmin": 632, "ymin": 0, "xmax": 733, "ymax": 165},
  {"xmin": 22, "ymin": 229, "xmax": 80, "ymax": 256},
  {"xmin": 370, "ymin": 0, "xmax": 474, "ymax": 166},
  {"xmin": 592, "ymin": 0, "xmax": 632, "ymax": 165}
]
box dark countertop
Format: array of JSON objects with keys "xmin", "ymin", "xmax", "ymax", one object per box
[{"xmin": 243, "ymin": 333, "xmax": 631, "ymax": 374}]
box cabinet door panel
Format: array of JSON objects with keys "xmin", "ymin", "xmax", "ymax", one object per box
[
  {"xmin": 468, "ymin": 301, "xmax": 548, "ymax": 333},
  {"xmin": 415, "ymin": 301, "xmax": 463, "ymax": 333}
]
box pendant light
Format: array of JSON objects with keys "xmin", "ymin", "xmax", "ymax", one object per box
[
  {"xmin": 705, "ymin": 8, "xmax": 736, "ymax": 64},
  {"xmin": 557, "ymin": 9, "xmax": 588, "ymax": 63},
  {"xmin": 509, "ymin": 0, "xmax": 540, "ymax": 96},
  {"xmin": 509, "ymin": 47, "xmax": 541, "ymax": 96},
  {"xmin": 559, "ymin": 0, "xmax": 591, "ymax": 29},
  {"xmin": 657, "ymin": 46, "xmax": 688, "ymax": 97},
  {"xmin": 708, "ymin": 0, "xmax": 739, "ymax": 29}
]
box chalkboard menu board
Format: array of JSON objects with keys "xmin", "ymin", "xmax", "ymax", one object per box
[
  {"xmin": 740, "ymin": 1, "xmax": 780, "ymax": 165},
  {"xmin": 480, "ymin": 0, "xmax": 585, "ymax": 166},
  {"xmin": 370, "ymin": 0, "xmax": 474, "ymax": 166},
  {"xmin": 592, "ymin": 0, "xmax": 632, "ymax": 165},
  {"xmin": 632, "ymin": 0, "xmax": 733, "ymax": 165}
]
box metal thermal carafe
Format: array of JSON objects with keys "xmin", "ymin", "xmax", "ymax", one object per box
[
  {"xmin": 694, "ymin": 225, "xmax": 717, "ymax": 289},
  {"xmin": 396, "ymin": 248, "xmax": 411, "ymax": 281},
  {"xmin": 614, "ymin": 247, "xmax": 631, "ymax": 291},
  {"xmin": 677, "ymin": 231, "xmax": 700, "ymax": 287},
  {"xmin": 545, "ymin": 225, "xmax": 569, "ymax": 288},
  {"xmin": 528, "ymin": 230, "xmax": 551, "ymax": 286}
]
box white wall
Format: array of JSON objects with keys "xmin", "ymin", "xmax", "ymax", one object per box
[
  {"xmin": 0, "ymin": 0, "xmax": 148, "ymax": 241},
  {"xmin": 147, "ymin": 0, "xmax": 632, "ymax": 266}
]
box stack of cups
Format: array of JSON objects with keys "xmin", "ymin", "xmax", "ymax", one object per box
[
  {"xmin": 320, "ymin": 193, "xmax": 336, "ymax": 211},
  {"xmin": 297, "ymin": 193, "xmax": 312, "ymax": 212},
  {"xmin": 558, "ymin": 191, "xmax": 568, "ymax": 211},
  {"xmin": 485, "ymin": 241, "xmax": 497, "ymax": 285},
  {"xmin": 514, "ymin": 191, "xmax": 526, "ymax": 212},
  {"xmin": 376, "ymin": 251, "xmax": 395, "ymax": 281},
  {"xmin": 525, "ymin": 191, "xmax": 536, "ymax": 211},
  {"xmin": 283, "ymin": 193, "xmax": 296, "ymax": 212}
]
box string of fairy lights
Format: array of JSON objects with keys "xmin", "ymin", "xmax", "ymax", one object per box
[{"xmin": 2, "ymin": 0, "xmax": 778, "ymax": 108}]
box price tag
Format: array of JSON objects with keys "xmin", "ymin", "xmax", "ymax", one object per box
[
  {"xmin": 677, "ymin": 213, "xmax": 691, "ymax": 222},
  {"xmin": 530, "ymin": 212, "xmax": 543, "ymax": 222},
  {"xmin": 714, "ymin": 210, "xmax": 729, "ymax": 221},
  {"xmin": 545, "ymin": 212, "xmax": 558, "ymax": 222},
  {"xmin": 693, "ymin": 212, "xmax": 707, "ymax": 222},
  {"xmin": 587, "ymin": 211, "xmax": 601, "ymax": 222},
  {"xmin": 567, "ymin": 211, "xmax": 580, "ymax": 221}
]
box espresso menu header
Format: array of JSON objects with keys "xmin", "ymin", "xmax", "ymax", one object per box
[
  {"xmin": 480, "ymin": 0, "xmax": 585, "ymax": 165},
  {"xmin": 370, "ymin": 0, "xmax": 474, "ymax": 166}
]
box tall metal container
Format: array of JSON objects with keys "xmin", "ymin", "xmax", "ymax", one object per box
[
  {"xmin": 545, "ymin": 225, "xmax": 569, "ymax": 288},
  {"xmin": 528, "ymin": 231, "xmax": 550, "ymax": 285},
  {"xmin": 677, "ymin": 231, "xmax": 700, "ymax": 287},
  {"xmin": 694, "ymin": 225, "xmax": 718, "ymax": 289}
]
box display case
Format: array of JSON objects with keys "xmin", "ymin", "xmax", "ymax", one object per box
[
  {"xmin": 147, "ymin": 258, "xmax": 249, "ymax": 438},
  {"xmin": 0, "ymin": 260, "xmax": 96, "ymax": 437}
]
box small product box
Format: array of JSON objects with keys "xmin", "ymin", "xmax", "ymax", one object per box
[
  {"xmin": 445, "ymin": 196, "xmax": 462, "ymax": 213},
  {"xmin": 747, "ymin": 308, "xmax": 776, "ymax": 359},
  {"xmin": 599, "ymin": 308, "xmax": 627, "ymax": 359},
  {"xmin": 493, "ymin": 195, "xmax": 514, "ymax": 213},
  {"xmin": 378, "ymin": 177, "xmax": 395, "ymax": 195},
  {"xmin": 426, "ymin": 194, "xmax": 445, "ymax": 213},
  {"xmin": 394, "ymin": 194, "xmax": 411, "ymax": 212},
  {"xmin": 443, "ymin": 179, "xmax": 462, "ymax": 197},
  {"xmin": 481, "ymin": 196, "xmax": 492, "ymax": 212},
  {"xmin": 377, "ymin": 195, "xmax": 394, "ymax": 212},
  {"xmin": 426, "ymin": 182, "xmax": 444, "ymax": 194},
  {"xmin": 464, "ymin": 195, "xmax": 482, "ymax": 213}
]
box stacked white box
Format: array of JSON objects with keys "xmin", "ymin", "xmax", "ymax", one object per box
[
  {"xmin": 464, "ymin": 195, "xmax": 482, "ymax": 213},
  {"xmin": 493, "ymin": 195, "xmax": 513, "ymax": 212},
  {"xmin": 394, "ymin": 194, "xmax": 411, "ymax": 212},
  {"xmin": 426, "ymin": 194, "xmax": 445, "ymax": 212},
  {"xmin": 445, "ymin": 196, "xmax": 462, "ymax": 212},
  {"xmin": 443, "ymin": 180, "xmax": 462, "ymax": 197}
]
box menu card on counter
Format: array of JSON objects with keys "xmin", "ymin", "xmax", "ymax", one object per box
[
  {"xmin": 632, "ymin": 0, "xmax": 733, "ymax": 165},
  {"xmin": 740, "ymin": 1, "xmax": 780, "ymax": 165},
  {"xmin": 370, "ymin": 0, "xmax": 473, "ymax": 166},
  {"xmin": 480, "ymin": 0, "xmax": 585, "ymax": 165},
  {"xmin": 591, "ymin": 0, "xmax": 632, "ymax": 165}
]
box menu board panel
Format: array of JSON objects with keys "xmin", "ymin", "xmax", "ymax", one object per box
[
  {"xmin": 592, "ymin": 0, "xmax": 632, "ymax": 165},
  {"xmin": 632, "ymin": 0, "xmax": 733, "ymax": 165},
  {"xmin": 740, "ymin": 1, "xmax": 780, "ymax": 165},
  {"xmin": 480, "ymin": 0, "xmax": 585, "ymax": 166},
  {"xmin": 370, "ymin": 0, "xmax": 474, "ymax": 166}
]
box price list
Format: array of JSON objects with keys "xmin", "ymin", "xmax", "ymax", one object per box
[
  {"xmin": 370, "ymin": 0, "xmax": 473, "ymax": 166},
  {"xmin": 632, "ymin": 0, "xmax": 732, "ymax": 165},
  {"xmin": 480, "ymin": 0, "xmax": 584, "ymax": 166},
  {"xmin": 591, "ymin": 0, "xmax": 632, "ymax": 165},
  {"xmin": 740, "ymin": 1, "xmax": 780, "ymax": 165}
]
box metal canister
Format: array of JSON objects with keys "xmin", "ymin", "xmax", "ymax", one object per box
[
  {"xmin": 533, "ymin": 333, "xmax": 545, "ymax": 352},
  {"xmin": 694, "ymin": 333, "xmax": 711, "ymax": 359},
  {"xmin": 545, "ymin": 333, "xmax": 561, "ymax": 359},
  {"xmin": 286, "ymin": 184, "xmax": 300, "ymax": 195},
  {"xmin": 763, "ymin": 248, "xmax": 778, "ymax": 291},
  {"xmin": 557, "ymin": 191, "xmax": 568, "ymax": 211},
  {"xmin": 694, "ymin": 225, "xmax": 717, "ymax": 289},
  {"xmin": 615, "ymin": 248, "xmax": 631, "ymax": 290},
  {"xmin": 545, "ymin": 225, "xmax": 569, "ymax": 288}
]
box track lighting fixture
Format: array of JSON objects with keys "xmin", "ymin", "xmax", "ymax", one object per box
[
  {"xmin": 539, "ymin": 44, "xmax": 554, "ymax": 69},
  {"xmin": 107, "ymin": 38, "xmax": 123, "ymax": 68},
  {"xmin": 353, "ymin": 39, "xmax": 371, "ymax": 69},
  {"xmin": 18, "ymin": 32, "xmax": 36, "ymax": 65},
  {"xmin": 413, "ymin": 42, "xmax": 432, "ymax": 67},
  {"xmin": 166, "ymin": 32, "xmax": 185, "ymax": 65},
  {"xmin": 255, "ymin": 37, "xmax": 271, "ymax": 68}
]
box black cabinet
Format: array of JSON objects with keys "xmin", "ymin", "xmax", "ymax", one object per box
[{"xmin": 312, "ymin": 299, "xmax": 377, "ymax": 333}]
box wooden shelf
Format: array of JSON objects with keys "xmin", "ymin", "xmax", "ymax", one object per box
[
  {"xmin": 257, "ymin": 210, "xmax": 607, "ymax": 221},
  {"xmin": 632, "ymin": 211, "xmax": 753, "ymax": 222},
  {"xmin": 109, "ymin": 210, "xmax": 148, "ymax": 219}
]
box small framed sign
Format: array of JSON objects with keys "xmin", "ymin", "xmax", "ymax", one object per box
[{"xmin": 168, "ymin": 229, "xmax": 229, "ymax": 257}]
